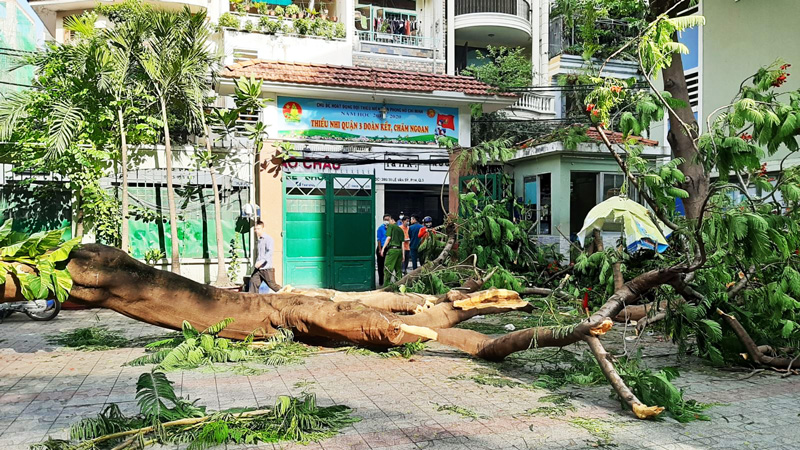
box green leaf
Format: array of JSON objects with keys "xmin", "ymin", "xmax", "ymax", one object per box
[
  {"xmin": 0, "ymin": 219, "xmax": 13, "ymax": 244},
  {"xmin": 781, "ymin": 320, "xmax": 796, "ymax": 338},
  {"xmin": 47, "ymin": 236, "xmax": 82, "ymax": 263}
]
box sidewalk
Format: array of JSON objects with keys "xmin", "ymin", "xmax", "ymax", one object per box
[{"xmin": 0, "ymin": 309, "xmax": 797, "ymax": 449}]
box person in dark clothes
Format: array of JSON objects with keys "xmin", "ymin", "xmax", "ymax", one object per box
[
  {"xmin": 249, "ymin": 220, "xmax": 282, "ymax": 293},
  {"xmin": 408, "ymin": 215, "xmax": 423, "ymax": 271}
]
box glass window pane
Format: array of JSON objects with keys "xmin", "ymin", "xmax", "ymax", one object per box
[{"xmin": 539, "ymin": 174, "xmax": 551, "ymax": 235}]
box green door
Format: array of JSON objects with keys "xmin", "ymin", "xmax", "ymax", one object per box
[{"xmin": 283, "ymin": 174, "xmax": 375, "ymax": 291}]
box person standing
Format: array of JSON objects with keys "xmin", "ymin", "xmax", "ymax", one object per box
[
  {"xmin": 408, "ymin": 215, "xmax": 423, "ymax": 271},
  {"xmin": 376, "ymin": 214, "xmax": 390, "ymax": 287},
  {"xmin": 399, "ymin": 218, "xmax": 411, "ymax": 274},
  {"xmin": 417, "ymin": 216, "xmax": 435, "ymax": 265},
  {"xmin": 249, "ymin": 220, "xmax": 282, "ymax": 293},
  {"xmin": 381, "ymin": 215, "xmax": 404, "ymax": 285}
]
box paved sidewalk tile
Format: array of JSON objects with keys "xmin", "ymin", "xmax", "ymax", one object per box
[{"xmin": 2, "ymin": 309, "xmax": 799, "ymax": 450}]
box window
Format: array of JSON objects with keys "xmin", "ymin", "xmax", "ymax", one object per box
[
  {"xmin": 523, "ymin": 173, "xmax": 551, "ymax": 235},
  {"xmin": 0, "ymin": 2, "xmax": 7, "ymax": 19}
]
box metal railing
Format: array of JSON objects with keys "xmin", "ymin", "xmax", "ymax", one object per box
[
  {"xmin": 512, "ymin": 92, "xmax": 555, "ymax": 115},
  {"xmin": 455, "ymin": 0, "xmax": 531, "ymax": 20},
  {"xmin": 549, "ymin": 15, "xmax": 639, "ymax": 58},
  {"xmin": 357, "ymin": 31, "xmax": 433, "ymax": 49}
]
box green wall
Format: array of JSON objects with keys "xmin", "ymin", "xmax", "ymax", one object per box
[
  {"xmin": 512, "ymin": 153, "xmax": 626, "ymax": 239},
  {"xmin": 702, "ymin": 0, "xmax": 800, "ymax": 164}
]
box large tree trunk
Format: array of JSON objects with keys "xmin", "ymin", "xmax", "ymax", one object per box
[
  {"xmin": 118, "ymin": 108, "xmax": 130, "ymax": 254},
  {"xmin": 650, "ymin": 0, "xmax": 709, "ymax": 220},
  {"xmin": 159, "ymin": 96, "xmax": 181, "ymax": 275}
]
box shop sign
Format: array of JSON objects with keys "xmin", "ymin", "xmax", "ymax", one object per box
[
  {"xmin": 282, "ymin": 149, "xmax": 447, "ymax": 185},
  {"xmin": 277, "ymin": 97, "xmax": 459, "ymax": 146}
]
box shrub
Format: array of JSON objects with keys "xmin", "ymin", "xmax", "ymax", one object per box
[{"xmin": 218, "ymin": 12, "xmax": 240, "ymax": 30}]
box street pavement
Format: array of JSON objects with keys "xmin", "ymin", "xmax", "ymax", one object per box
[{"xmin": 0, "ymin": 309, "xmax": 798, "ymax": 449}]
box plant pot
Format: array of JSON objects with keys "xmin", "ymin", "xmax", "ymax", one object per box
[
  {"xmin": 291, "ymin": 14, "xmax": 298, "ymax": 19},
  {"xmin": 321, "ymin": 14, "xmax": 327, "ymax": 20},
  {"xmin": 269, "ymin": 10, "xmax": 275, "ymax": 16},
  {"xmin": 332, "ymin": 16, "xmax": 338, "ymax": 22}
]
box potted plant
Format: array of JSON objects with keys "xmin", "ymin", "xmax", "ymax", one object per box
[
  {"xmin": 257, "ymin": 2, "xmax": 269, "ymax": 15},
  {"xmin": 286, "ymin": 4, "xmax": 300, "ymax": 19},
  {"xmin": 293, "ymin": 17, "xmax": 311, "ymax": 35},
  {"xmin": 235, "ymin": 0, "xmax": 249, "ymax": 14},
  {"xmin": 218, "ymin": 12, "xmax": 241, "ymax": 31},
  {"xmin": 274, "ymin": 5, "xmax": 284, "ymax": 17}
]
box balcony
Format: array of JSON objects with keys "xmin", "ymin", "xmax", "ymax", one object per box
[
  {"xmin": 454, "ymin": 0, "xmax": 532, "ymax": 48},
  {"xmin": 218, "ymin": 14, "xmax": 351, "ymax": 66},
  {"xmin": 29, "ymin": 0, "xmax": 207, "ymax": 38}
]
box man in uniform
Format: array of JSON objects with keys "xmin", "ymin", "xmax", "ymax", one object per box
[{"xmin": 380, "ymin": 215, "xmax": 405, "ymax": 285}]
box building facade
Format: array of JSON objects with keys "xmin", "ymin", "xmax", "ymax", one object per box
[
  {"xmin": 23, "ymin": 0, "xmax": 518, "ymax": 288},
  {"xmin": 0, "ymin": 0, "xmax": 45, "ymax": 95}
]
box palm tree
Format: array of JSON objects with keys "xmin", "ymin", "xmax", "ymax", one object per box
[
  {"xmin": 102, "ymin": 16, "xmax": 151, "ymax": 254},
  {"xmin": 138, "ymin": 7, "xmax": 215, "ymax": 275}
]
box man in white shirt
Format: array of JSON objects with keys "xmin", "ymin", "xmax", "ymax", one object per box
[{"xmin": 249, "ymin": 220, "xmax": 282, "ymax": 293}]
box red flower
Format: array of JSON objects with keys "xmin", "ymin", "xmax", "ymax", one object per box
[
  {"xmin": 781, "ymin": 63, "xmax": 791, "ymax": 70},
  {"xmin": 586, "ymin": 104, "xmax": 595, "ymax": 112},
  {"xmin": 611, "ymin": 86, "xmax": 622, "ymax": 94},
  {"xmin": 582, "ymin": 292, "xmax": 589, "ymax": 311},
  {"xmin": 591, "ymin": 109, "xmax": 600, "ymax": 117},
  {"xmin": 740, "ymin": 133, "xmax": 753, "ymax": 142}
]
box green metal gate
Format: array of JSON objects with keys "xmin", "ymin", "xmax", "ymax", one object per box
[{"xmin": 283, "ymin": 174, "xmax": 375, "ymax": 291}]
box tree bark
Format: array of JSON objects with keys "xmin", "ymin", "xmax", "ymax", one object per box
[
  {"xmin": 118, "ymin": 108, "xmax": 130, "ymax": 254},
  {"xmin": 159, "ymin": 96, "xmax": 181, "ymax": 275},
  {"xmin": 650, "ymin": 0, "xmax": 709, "ymax": 220},
  {"xmin": 201, "ymin": 120, "xmax": 231, "ymax": 287}
]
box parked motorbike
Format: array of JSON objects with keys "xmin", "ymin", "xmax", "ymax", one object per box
[{"xmin": 0, "ymin": 299, "xmax": 61, "ymax": 321}]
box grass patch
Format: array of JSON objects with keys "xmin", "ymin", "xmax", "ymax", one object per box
[
  {"xmin": 434, "ymin": 403, "xmax": 486, "ymax": 420},
  {"xmin": 342, "ymin": 340, "xmax": 427, "ymax": 359},
  {"xmin": 569, "ymin": 417, "xmax": 617, "ymax": 446},
  {"xmin": 448, "ymin": 367, "xmax": 536, "ymax": 390},
  {"xmin": 48, "ymin": 326, "xmax": 131, "ymax": 351},
  {"xmin": 525, "ymin": 393, "xmax": 577, "ymax": 417}
]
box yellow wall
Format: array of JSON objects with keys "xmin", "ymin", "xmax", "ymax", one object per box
[{"xmin": 258, "ymin": 143, "xmax": 285, "ymax": 285}]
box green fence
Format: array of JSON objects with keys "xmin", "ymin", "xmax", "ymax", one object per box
[{"xmin": 127, "ymin": 184, "xmax": 250, "ymax": 260}]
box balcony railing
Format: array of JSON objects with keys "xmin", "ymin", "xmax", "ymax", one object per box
[
  {"xmin": 455, "ymin": 0, "xmax": 531, "ymax": 20},
  {"xmin": 357, "ymin": 31, "xmax": 433, "ymax": 49},
  {"xmin": 549, "ymin": 15, "xmax": 639, "ymax": 59},
  {"xmin": 512, "ymin": 92, "xmax": 555, "ymax": 115}
]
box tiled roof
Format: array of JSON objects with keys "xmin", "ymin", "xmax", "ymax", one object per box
[
  {"xmin": 585, "ymin": 127, "xmax": 659, "ymax": 146},
  {"xmin": 519, "ymin": 126, "xmax": 660, "ymax": 149},
  {"xmin": 221, "ymin": 60, "xmax": 516, "ymax": 97}
]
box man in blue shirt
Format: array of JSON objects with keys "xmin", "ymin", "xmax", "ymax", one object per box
[
  {"xmin": 376, "ymin": 213, "xmax": 391, "ymax": 287},
  {"xmin": 408, "ymin": 215, "xmax": 423, "ymax": 271}
]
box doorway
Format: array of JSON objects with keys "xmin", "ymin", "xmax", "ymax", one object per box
[{"xmin": 283, "ymin": 174, "xmax": 375, "ymax": 291}]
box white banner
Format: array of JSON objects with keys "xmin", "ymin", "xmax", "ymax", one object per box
[{"xmin": 282, "ymin": 148, "xmax": 449, "ymax": 185}]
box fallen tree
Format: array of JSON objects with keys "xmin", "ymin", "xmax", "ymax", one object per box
[{"xmin": 0, "ymin": 242, "xmax": 680, "ymax": 418}]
